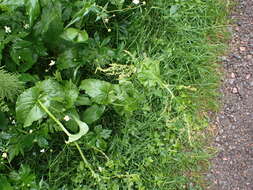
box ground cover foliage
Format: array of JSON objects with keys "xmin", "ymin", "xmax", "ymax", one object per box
[{"xmin": 0, "ymin": 0, "xmax": 228, "ymax": 189}]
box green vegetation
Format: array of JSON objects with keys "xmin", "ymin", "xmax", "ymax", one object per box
[{"xmin": 0, "ymin": 0, "xmax": 229, "ymax": 189}]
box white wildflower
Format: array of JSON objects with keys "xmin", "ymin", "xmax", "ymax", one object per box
[
  {"xmin": 40, "ymin": 149, "xmax": 45, "ymax": 153},
  {"xmin": 63, "ymin": 115, "xmax": 70, "ymax": 121},
  {"xmin": 49, "ymin": 60, "xmax": 55, "ymax": 66},
  {"xmin": 18, "ymin": 56, "xmax": 21, "ymax": 60},
  {"xmin": 4, "ymin": 26, "xmax": 11, "ymax": 33},
  {"xmin": 29, "ymin": 129, "xmax": 33, "ymax": 134},
  {"xmin": 11, "ymin": 120, "xmax": 16, "ymax": 124},
  {"xmin": 104, "ymin": 18, "xmax": 109, "ymax": 23},
  {"xmin": 107, "ymin": 28, "xmax": 111, "ymax": 32},
  {"xmin": 143, "ymin": 1, "xmax": 146, "ymax": 5},
  {"xmin": 24, "ymin": 24, "xmax": 29, "ymax": 29},
  {"xmin": 2, "ymin": 152, "xmax": 7, "ymax": 159},
  {"xmin": 132, "ymin": 0, "xmax": 140, "ymax": 5}
]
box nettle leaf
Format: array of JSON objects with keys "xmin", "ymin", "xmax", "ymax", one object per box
[
  {"xmin": 56, "ymin": 49, "xmax": 78, "ymax": 70},
  {"xmin": 16, "ymin": 79, "xmax": 64, "ymax": 127},
  {"xmin": 16, "ymin": 86, "xmax": 45, "ymax": 127},
  {"xmin": 81, "ymin": 104, "xmax": 105, "ymax": 124},
  {"xmin": 79, "ymin": 79, "xmax": 114, "ymax": 104},
  {"xmin": 136, "ymin": 58, "xmax": 161, "ymax": 88},
  {"xmin": 75, "ymin": 94, "xmax": 92, "ymax": 106},
  {"xmin": 10, "ymin": 39, "xmax": 38, "ymax": 72},
  {"xmin": 113, "ymin": 82, "xmax": 141, "ymax": 115},
  {"xmin": 61, "ymin": 28, "xmax": 89, "ymax": 43},
  {"xmin": 25, "ymin": 0, "xmax": 41, "ymax": 25},
  {"xmin": 64, "ymin": 80, "xmax": 79, "ymax": 108}
]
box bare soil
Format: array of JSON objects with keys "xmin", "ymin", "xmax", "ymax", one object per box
[{"xmin": 206, "ymin": 0, "xmax": 253, "ymax": 189}]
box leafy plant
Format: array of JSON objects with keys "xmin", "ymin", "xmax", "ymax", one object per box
[{"xmin": 0, "ymin": 0, "xmax": 229, "ymax": 189}]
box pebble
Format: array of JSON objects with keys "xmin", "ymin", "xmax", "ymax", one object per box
[
  {"xmin": 232, "ymin": 87, "xmax": 238, "ymax": 93},
  {"xmin": 240, "ymin": 46, "xmax": 246, "ymax": 51}
]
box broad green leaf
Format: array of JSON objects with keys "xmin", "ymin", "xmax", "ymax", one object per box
[
  {"xmin": 33, "ymin": 1, "xmax": 63, "ymax": 48},
  {"xmin": 16, "ymin": 79, "xmax": 64, "ymax": 127},
  {"xmin": 75, "ymin": 94, "xmax": 92, "ymax": 106},
  {"xmin": 10, "ymin": 39, "xmax": 38, "ymax": 72},
  {"xmin": 61, "ymin": 28, "xmax": 88, "ymax": 43},
  {"xmin": 81, "ymin": 105, "xmax": 105, "ymax": 124},
  {"xmin": 0, "ymin": 175, "xmax": 13, "ymax": 190},
  {"xmin": 65, "ymin": 115, "xmax": 89, "ymax": 143},
  {"xmin": 16, "ymin": 86, "xmax": 45, "ymax": 127},
  {"xmin": 64, "ymin": 81, "xmax": 79, "ymax": 108},
  {"xmin": 77, "ymin": 30, "xmax": 89, "ymax": 42},
  {"xmin": 56, "ymin": 49, "xmax": 78, "ymax": 70},
  {"xmin": 79, "ymin": 79, "xmax": 114, "ymax": 104},
  {"xmin": 136, "ymin": 58, "xmax": 161, "ymax": 88},
  {"xmin": 25, "ymin": 0, "xmax": 41, "ymax": 25}
]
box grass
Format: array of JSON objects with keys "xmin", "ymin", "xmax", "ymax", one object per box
[
  {"xmin": 0, "ymin": 0, "xmax": 230, "ymax": 189},
  {"xmin": 44, "ymin": 0, "xmax": 230, "ymax": 189}
]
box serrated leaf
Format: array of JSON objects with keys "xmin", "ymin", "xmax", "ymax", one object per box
[
  {"xmin": 136, "ymin": 58, "xmax": 161, "ymax": 88},
  {"xmin": 16, "ymin": 87, "xmax": 45, "ymax": 127},
  {"xmin": 25, "ymin": 0, "xmax": 41, "ymax": 25},
  {"xmin": 79, "ymin": 79, "xmax": 114, "ymax": 104},
  {"xmin": 64, "ymin": 81, "xmax": 79, "ymax": 108},
  {"xmin": 56, "ymin": 49, "xmax": 78, "ymax": 70},
  {"xmin": 81, "ymin": 105, "xmax": 105, "ymax": 124},
  {"xmin": 16, "ymin": 79, "xmax": 64, "ymax": 127}
]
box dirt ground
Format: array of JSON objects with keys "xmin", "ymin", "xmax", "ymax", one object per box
[{"xmin": 206, "ymin": 0, "xmax": 253, "ymax": 189}]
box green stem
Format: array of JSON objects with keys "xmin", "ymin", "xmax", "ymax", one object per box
[
  {"xmin": 74, "ymin": 142, "xmax": 99, "ymax": 180},
  {"xmin": 38, "ymin": 100, "xmax": 99, "ymax": 180},
  {"xmin": 38, "ymin": 100, "xmax": 71, "ymax": 136}
]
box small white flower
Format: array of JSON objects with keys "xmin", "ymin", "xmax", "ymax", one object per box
[
  {"xmin": 112, "ymin": 14, "xmax": 116, "ymax": 17},
  {"xmin": 11, "ymin": 120, "xmax": 16, "ymax": 124},
  {"xmin": 143, "ymin": 1, "xmax": 146, "ymax": 5},
  {"xmin": 104, "ymin": 18, "xmax": 109, "ymax": 23},
  {"xmin": 63, "ymin": 115, "xmax": 70, "ymax": 121},
  {"xmin": 2, "ymin": 152, "xmax": 7, "ymax": 159},
  {"xmin": 107, "ymin": 28, "xmax": 112, "ymax": 32},
  {"xmin": 18, "ymin": 56, "xmax": 21, "ymax": 60},
  {"xmin": 132, "ymin": 0, "xmax": 140, "ymax": 5},
  {"xmin": 29, "ymin": 129, "xmax": 33, "ymax": 134},
  {"xmin": 4, "ymin": 26, "xmax": 11, "ymax": 33},
  {"xmin": 49, "ymin": 60, "xmax": 55, "ymax": 66},
  {"xmin": 40, "ymin": 149, "xmax": 45, "ymax": 153},
  {"xmin": 24, "ymin": 24, "xmax": 29, "ymax": 29},
  {"xmin": 45, "ymin": 69, "xmax": 49, "ymax": 72}
]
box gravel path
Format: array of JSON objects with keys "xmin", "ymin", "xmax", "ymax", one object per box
[{"xmin": 206, "ymin": 0, "xmax": 253, "ymax": 189}]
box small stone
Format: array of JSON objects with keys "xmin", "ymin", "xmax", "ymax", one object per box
[
  {"xmin": 246, "ymin": 55, "xmax": 252, "ymax": 59},
  {"xmin": 246, "ymin": 74, "xmax": 251, "ymax": 79},
  {"xmin": 231, "ymin": 73, "xmax": 236, "ymax": 78},
  {"xmin": 240, "ymin": 46, "xmax": 246, "ymax": 51},
  {"xmin": 232, "ymin": 87, "xmax": 238, "ymax": 93}
]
